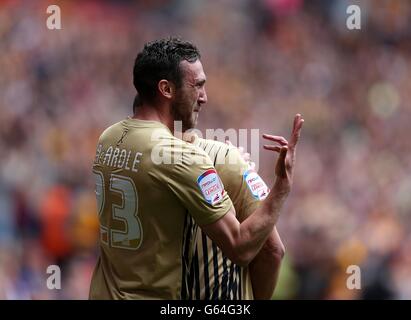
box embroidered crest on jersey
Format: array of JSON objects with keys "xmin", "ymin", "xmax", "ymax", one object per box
[
  {"xmin": 197, "ymin": 169, "xmax": 225, "ymax": 205},
  {"xmin": 243, "ymin": 170, "xmax": 270, "ymax": 200}
]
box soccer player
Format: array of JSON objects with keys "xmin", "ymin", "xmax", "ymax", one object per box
[
  {"xmin": 89, "ymin": 38, "xmax": 303, "ymax": 299},
  {"xmin": 184, "ymin": 134, "xmax": 286, "ymax": 300}
]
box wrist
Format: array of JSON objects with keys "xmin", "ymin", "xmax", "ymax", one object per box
[{"xmin": 273, "ymin": 177, "xmax": 291, "ymax": 197}]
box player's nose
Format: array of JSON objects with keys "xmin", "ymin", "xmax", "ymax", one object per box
[{"xmin": 198, "ymin": 89, "xmax": 207, "ymax": 105}]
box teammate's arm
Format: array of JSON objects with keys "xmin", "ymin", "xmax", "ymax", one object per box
[
  {"xmin": 249, "ymin": 228, "xmax": 285, "ymax": 299},
  {"xmin": 201, "ymin": 114, "xmax": 303, "ymax": 267}
]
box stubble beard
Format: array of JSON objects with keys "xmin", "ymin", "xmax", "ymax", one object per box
[{"xmin": 172, "ymin": 93, "xmax": 195, "ymax": 132}]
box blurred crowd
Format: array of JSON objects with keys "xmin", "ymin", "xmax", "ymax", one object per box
[{"xmin": 0, "ymin": 0, "xmax": 410, "ymax": 299}]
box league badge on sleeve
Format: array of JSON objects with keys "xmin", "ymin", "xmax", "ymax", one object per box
[
  {"xmin": 197, "ymin": 169, "xmax": 225, "ymax": 205},
  {"xmin": 243, "ymin": 170, "xmax": 270, "ymax": 200}
]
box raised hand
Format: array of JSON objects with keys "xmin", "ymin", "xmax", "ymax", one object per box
[{"xmin": 262, "ymin": 114, "xmax": 304, "ymax": 187}]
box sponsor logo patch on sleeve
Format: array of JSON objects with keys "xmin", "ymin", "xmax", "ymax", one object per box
[
  {"xmin": 243, "ymin": 170, "xmax": 270, "ymax": 200},
  {"xmin": 197, "ymin": 169, "xmax": 225, "ymax": 205}
]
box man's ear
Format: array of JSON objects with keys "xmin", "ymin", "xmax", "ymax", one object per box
[{"xmin": 158, "ymin": 80, "xmax": 175, "ymax": 99}]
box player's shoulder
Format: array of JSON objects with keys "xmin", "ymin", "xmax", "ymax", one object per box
[
  {"xmin": 99, "ymin": 121, "xmax": 123, "ymax": 138},
  {"xmin": 147, "ymin": 132, "xmax": 214, "ymax": 179},
  {"xmin": 187, "ymin": 134, "xmax": 229, "ymax": 160},
  {"xmin": 195, "ymin": 135, "xmax": 230, "ymax": 151},
  {"xmin": 154, "ymin": 131, "xmax": 208, "ymax": 156},
  {"xmin": 173, "ymin": 136, "xmax": 213, "ymax": 166},
  {"xmin": 192, "ymin": 135, "xmax": 248, "ymax": 168}
]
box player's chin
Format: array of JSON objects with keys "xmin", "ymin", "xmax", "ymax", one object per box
[
  {"xmin": 192, "ymin": 113, "xmax": 201, "ymax": 128},
  {"xmin": 182, "ymin": 118, "xmax": 195, "ymax": 132}
]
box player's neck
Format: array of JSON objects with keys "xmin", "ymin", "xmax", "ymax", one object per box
[{"xmin": 132, "ymin": 103, "xmax": 174, "ymax": 131}]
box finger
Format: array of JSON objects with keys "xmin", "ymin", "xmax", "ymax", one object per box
[
  {"xmin": 275, "ymin": 146, "xmax": 288, "ymax": 178},
  {"xmin": 293, "ymin": 114, "xmax": 301, "ymax": 132},
  {"xmin": 242, "ymin": 152, "xmax": 250, "ymax": 161},
  {"xmin": 262, "ymin": 134, "xmax": 288, "ymax": 145},
  {"xmin": 294, "ymin": 116, "xmax": 303, "ymax": 134},
  {"xmin": 290, "ymin": 118, "xmax": 304, "ymax": 147},
  {"xmin": 263, "ymin": 145, "xmax": 281, "ymax": 152}
]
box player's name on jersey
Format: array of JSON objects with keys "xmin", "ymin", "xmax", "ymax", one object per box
[{"xmin": 95, "ymin": 144, "xmax": 142, "ymax": 172}]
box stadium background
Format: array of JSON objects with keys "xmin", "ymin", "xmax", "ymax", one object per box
[{"xmin": 0, "ymin": 0, "xmax": 410, "ymax": 299}]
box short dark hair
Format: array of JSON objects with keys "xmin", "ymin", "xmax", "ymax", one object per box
[{"xmin": 133, "ymin": 37, "xmax": 201, "ymax": 104}]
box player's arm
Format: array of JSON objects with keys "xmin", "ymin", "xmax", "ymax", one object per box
[
  {"xmin": 201, "ymin": 114, "xmax": 303, "ymax": 267},
  {"xmin": 232, "ymin": 143, "xmax": 286, "ymax": 299},
  {"xmin": 249, "ymin": 228, "xmax": 285, "ymax": 299},
  {"xmin": 200, "ymin": 172, "xmax": 287, "ymax": 267}
]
